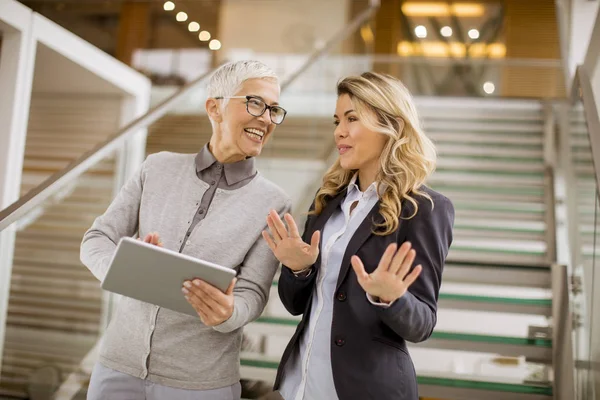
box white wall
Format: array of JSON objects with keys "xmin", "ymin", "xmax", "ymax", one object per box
[
  {"xmin": 218, "ymin": 0, "xmax": 349, "ymax": 56},
  {"xmin": 568, "ymin": 0, "xmax": 600, "ymax": 79}
]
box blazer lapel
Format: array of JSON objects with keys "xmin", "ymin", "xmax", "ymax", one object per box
[{"xmin": 335, "ymin": 201, "xmax": 384, "ymax": 291}]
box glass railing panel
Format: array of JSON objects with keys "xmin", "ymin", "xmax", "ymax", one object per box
[
  {"xmin": 0, "ymin": 150, "xmax": 119, "ymax": 399},
  {"xmin": 568, "ymin": 71, "xmax": 600, "ymax": 400},
  {"xmin": 370, "ymin": 57, "xmax": 565, "ymax": 99}
]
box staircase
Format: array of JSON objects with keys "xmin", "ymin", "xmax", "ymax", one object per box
[
  {"xmin": 0, "ymin": 95, "xmax": 121, "ymax": 398},
  {"xmin": 238, "ymin": 98, "xmax": 557, "ymax": 400}
]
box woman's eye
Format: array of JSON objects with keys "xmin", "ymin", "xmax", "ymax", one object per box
[
  {"xmin": 333, "ymin": 121, "xmax": 340, "ymax": 126},
  {"xmin": 348, "ymin": 116, "xmax": 357, "ymax": 122}
]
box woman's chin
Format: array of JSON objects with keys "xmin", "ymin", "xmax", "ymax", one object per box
[
  {"xmin": 242, "ymin": 143, "xmax": 263, "ymax": 158},
  {"xmin": 339, "ymin": 158, "xmax": 356, "ymax": 171}
]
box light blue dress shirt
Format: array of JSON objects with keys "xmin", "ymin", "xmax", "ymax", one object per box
[{"xmin": 279, "ymin": 174, "xmax": 383, "ymax": 400}]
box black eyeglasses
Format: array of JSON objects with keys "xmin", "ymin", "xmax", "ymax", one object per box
[{"xmin": 214, "ymin": 95, "xmax": 287, "ymax": 125}]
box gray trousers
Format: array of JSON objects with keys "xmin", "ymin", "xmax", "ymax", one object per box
[{"xmin": 87, "ymin": 363, "xmax": 242, "ymax": 400}]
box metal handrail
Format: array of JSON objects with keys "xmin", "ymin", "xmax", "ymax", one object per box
[
  {"xmin": 575, "ymin": 66, "xmax": 600, "ymax": 192},
  {"xmin": 0, "ymin": 0, "xmax": 380, "ymax": 232}
]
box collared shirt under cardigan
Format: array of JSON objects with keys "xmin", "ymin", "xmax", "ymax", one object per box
[
  {"xmin": 280, "ymin": 174, "xmax": 391, "ymax": 400},
  {"xmin": 80, "ymin": 146, "xmax": 291, "ymax": 390}
]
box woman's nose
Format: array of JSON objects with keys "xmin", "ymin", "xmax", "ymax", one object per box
[
  {"xmin": 257, "ymin": 110, "xmax": 272, "ymax": 126},
  {"xmin": 335, "ymin": 124, "xmax": 347, "ymax": 138}
]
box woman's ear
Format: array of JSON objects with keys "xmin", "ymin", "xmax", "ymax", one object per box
[{"xmin": 206, "ymin": 98, "xmax": 223, "ymax": 123}]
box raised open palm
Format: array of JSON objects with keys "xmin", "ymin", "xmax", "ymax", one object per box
[
  {"xmin": 351, "ymin": 241, "xmax": 422, "ymax": 303},
  {"xmin": 262, "ymin": 210, "xmax": 320, "ymax": 272}
]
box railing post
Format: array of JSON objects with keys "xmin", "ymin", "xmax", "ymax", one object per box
[
  {"xmin": 543, "ymin": 103, "xmax": 558, "ymax": 264},
  {"xmin": 0, "ymin": 0, "xmax": 36, "ymax": 375},
  {"xmin": 552, "ymin": 263, "xmax": 577, "ymax": 400}
]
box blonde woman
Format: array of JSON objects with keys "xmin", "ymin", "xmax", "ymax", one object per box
[{"xmin": 262, "ymin": 72, "xmax": 454, "ymax": 400}]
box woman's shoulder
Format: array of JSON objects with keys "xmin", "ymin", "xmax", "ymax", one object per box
[
  {"xmin": 402, "ymin": 185, "xmax": 454, "ymax": 218},
  {"xmin": 253, "ymin": 174, "xmax": 292, "ymax": 208},
  {"xmin": 418, "ymin": 185, "xmax": 452, "ymax": 207},
  {"xmin": 136, "ymin": 152, "xmax": 194, "ymax": 181},
  {"xmin": 144, "ymin": 151, "xmax": 193, "ymax": 166}
]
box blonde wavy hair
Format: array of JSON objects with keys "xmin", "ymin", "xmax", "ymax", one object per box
[{"xmin": 312, "ymin": 72, "xmax": 436, "ymax": 235}]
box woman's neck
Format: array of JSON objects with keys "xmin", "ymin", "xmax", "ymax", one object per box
[
  {"xmin": 357, "ymin": 167, "xmax": 378, "ymax": 193},
  {"xmin": 208, "ymin": 140, "xmax": 245, "ymax": 164}
]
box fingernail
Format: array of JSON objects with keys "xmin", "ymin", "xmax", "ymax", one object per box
[
  {"xmin": 193, "ymin": 280, "xmax": 202, "ymax": 287},
  {"xmin": 183, "ymin": 281, "xmax": 192, "ymax": 288},
  {"xmin": 182, "ymin": 287, "xmax": 189, "ymax": 294}
]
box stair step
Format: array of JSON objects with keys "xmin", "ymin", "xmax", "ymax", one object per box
[
  {"xmin": 453, "ymin": 227, "xmax": 545, "ymax": 242},
  {"xmin": 442, "ymin": 262, "xmax": 551, "ymax": 288},
  {"xmin": 248, "ymin": 316, "xmax": 551, "ymax": 363},
  {"xmin": 437, "ymin": 159, "xmax": 544, "ymax": 174},
  {"xmin": 415, "ymin": 332, "xmax": 552, "ymax": 364},
  {"xmin": 269, "ymin": 280, "xmax": 550, "ymax": 315},
  {"xmin": 434, "ymin": 144, "xmax": 543, "ymax": 159},
  {"xmin": 430, "ymin": 134, "xmax": 543, "ymax": 147},
  {"xmin": 429, "ymin": 183, "xmax": 545, "ymax": 197},
  {"xmin": 417, "ymin": 373, "xmax": 552, "ymax": 400},
  {"xmin": 239, "ymin": 355, "xmax": 552, "ymax": 400},
  {"xmin": 447, "ymin": 240, "xmax": 547, "ymax": 266},
  {"xmin": 437, "ymin": 294, "xmax": 551, "ymax": 316},
  {"xmin": 430, "ymin": 171, "xmax": 544, "ymax": 187},
  {"xmin": 424, "ymin": 121, "xmax": 543, "ymax": 134}
]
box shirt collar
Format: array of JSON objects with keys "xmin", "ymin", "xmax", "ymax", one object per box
[
  {"xmin": 195, "ymin": 144, "xmax": 257, "ymax": 186},
  {"xmin": 346, "ymin": 172, "xmax": 383, "ymax": 199}
]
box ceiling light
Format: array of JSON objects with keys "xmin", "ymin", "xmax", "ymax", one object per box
[
  {"xmin": 360, "ymin": 25, "xmax": 374, "ymax": 44},
  {"xmin": 468, "ymin": 29, "xmax": 480, "ymax": 39},
  {"xmin": 397, "ymin": 41, "xmax": 414, "ymax": 56},
  {"xmin": 483, "ymin": 82, "xmax": 495, "ymax": 94},
  {"xmin": 396, "ymin": 40, "xmax": 506, "ymax": 58},
  {"xmin": 415, "ymin": 25, "xmax": 427, "ymax": 38},
  {"xmin": 440, "ymin": 26, "xmax": 453, "ymax": 37},
  {"xmin": 199, "ymin": 31, "xmax": 211, "ymax": 41},
  {"xmin": 176, "ymin": 11, "xmax": 188, "ymax": 22},
  {"xmin": 451, "ymin": 3, "xmax": 485, "ymax": 17},
  {"xmin": 401, "ymin": 2, "xmax": 484, "ymax": 17},
  {"xmin": 163, "ymin": 1, "xmax": 175, "ymax": 11},
  {"xmin": 188, "ymin": 22, "xmax": 200, "ymax": 32},
  {"xmin": 487, "ymin": 43, "xmax": 506, "ymax": 58},
  {"xmin": 402, "ymin": 2, "xmax": 449, "ymax": 16},
  {"xmin": 209, "ymin": 39, "xmax": 221, "ymax": 50}
]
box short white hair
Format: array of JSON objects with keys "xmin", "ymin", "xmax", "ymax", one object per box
[{"xmin": 206, "ymin": 60, "xmax": 279, "ymax": 99}]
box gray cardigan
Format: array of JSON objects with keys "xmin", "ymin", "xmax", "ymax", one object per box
[{"xmin": 80, "ymin": 151, "xmax": 291, "ymax": 390}]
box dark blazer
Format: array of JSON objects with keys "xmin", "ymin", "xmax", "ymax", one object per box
[{"xmin": 273, "ymin": 186, "xmax": 454, "ymax": 400}]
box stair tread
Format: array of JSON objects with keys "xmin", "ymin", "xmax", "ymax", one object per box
[
  {"xmin": 252, "ymin": 316, "xmax": 551, "ymax": 347},
  {"xmin": 239, "ymin": 355, "xmax": 552, "ymax": 395},
  {"xmin": 270, "ymin": 280, "xmax": 550, "ymax": 307}
]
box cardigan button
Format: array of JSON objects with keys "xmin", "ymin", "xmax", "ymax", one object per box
[{"xmin": 337, "ymin": 291, "xmax": 347, "ymax": 302}]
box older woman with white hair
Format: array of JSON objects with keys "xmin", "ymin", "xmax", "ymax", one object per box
[{"xmin": 81, "ymin": 60, "xmax": 291, "ymax": 400}]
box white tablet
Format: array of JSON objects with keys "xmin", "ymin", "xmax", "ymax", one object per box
[{"xmin": 102, "ymin": 237, "xmax": 236, "ymax": 317}]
